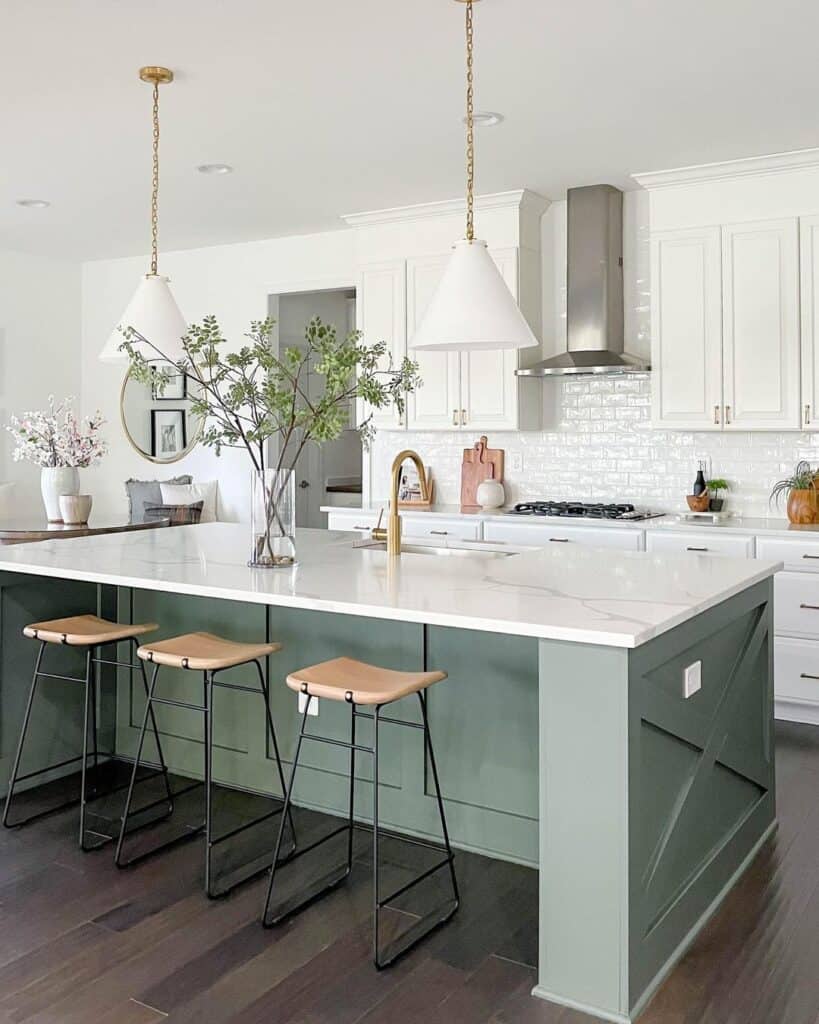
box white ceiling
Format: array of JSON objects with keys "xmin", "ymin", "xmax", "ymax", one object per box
[{"xmin": 3, "ymin": 0, "xmax": 819, "ymax": 261}]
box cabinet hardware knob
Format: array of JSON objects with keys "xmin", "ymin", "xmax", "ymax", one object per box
[
  {"xmin": 460, "ymin": 409, "xmax": 467, "ymax": 426},
  {"xmin": 713, "ymin": 404, "xmax": 720, "ymax": 425},
  {"xmin": 806, "ymin": 404, "xmax": 812, "ymax": 426},
  {"xmin": 549, "ymin": 538, "xmax": 570, "ymax": 543},
  {"xmin": 725, "ymin": 404, "xmax": 732, "ymax": 424},
  {"xmin": 687, "ymin": 546, "xmax": 709, "ymax": 552},
  {"xmin": 452, "ymin": 409, "xmax": 459, "ymax": 426},
  {"xmin": 799, "ymin": 603, "xmax": 819, "ymax": 610},
  {"xmin": 430, "ymin": 530, "xmax": 449, "ymax": 536},
  {"xmin": 800, "ymin": 672, "xmax": 819, "ymax": 680}
]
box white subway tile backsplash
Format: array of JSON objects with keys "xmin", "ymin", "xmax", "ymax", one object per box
[{"xmin": 369, "ymin": 376, "xmax": 813, "ymax": 515}]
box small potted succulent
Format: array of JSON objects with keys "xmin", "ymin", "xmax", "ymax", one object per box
[
  {"xmin": 706, "ymin": 478, "xmax": 730, "ymax": 513},
  {"xmin": 770, "ymin": 461, "xmax": 818, "ymax": 524}
]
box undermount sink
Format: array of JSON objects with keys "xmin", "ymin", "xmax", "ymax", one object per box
[{"xmin": 355, "ymin": 540, "xmax": 514, "ymax": 559}]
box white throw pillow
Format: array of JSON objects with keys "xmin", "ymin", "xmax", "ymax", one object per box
[{"xmin": 160, "ymin": 481, "xmax": 218, "ymax": 523}]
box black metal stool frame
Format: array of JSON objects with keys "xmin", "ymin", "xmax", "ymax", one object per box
[
  {"xmin": 116, "ymin": 656, "xmax": 296, "ymax": 899},
  {"xmin": 2, "ymin": 636, "xmax": 173, "ymax": 852},
  {"xmin": 261, "ymin": 688, "xmax": 460, "ymax": 970}
]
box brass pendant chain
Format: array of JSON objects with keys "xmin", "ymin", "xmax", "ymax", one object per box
[
  {"xmin": 150, "ymin": 80, "xmax": 160, "ymax": 275},
  {"xmin": 465, "ymin": 0, "xmax": 475, "ymax": 242}
]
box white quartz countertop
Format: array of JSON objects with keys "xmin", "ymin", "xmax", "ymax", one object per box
[
  {"xmin": 322, "ymin": 503, "xmax": 819, "ymax": 538},
  {"xmin": 0, "ymin": 524, "xmax": 780, "ymax": 648}
]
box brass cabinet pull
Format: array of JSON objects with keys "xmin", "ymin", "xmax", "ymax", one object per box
[
  {"xmin": 430, "ymin": 530, "xmax": 449, "ymax": 536},
  {"xmin": 687, "ymin": 546, "xmax": 709, "ymax": 552},
  {"xmin": 549, "ymin": 538, "xmax": 570, "ymax": 543},
  {"xmin": 452, "ymin": 409, "xmax": 459, "ymax": 426},
  {"xmin": 802, "ymin": 554, "xmax": 819, "ymax": 559},
  {"xmin": 806, "ymin": 404, "xmax": 812, "ymax": 426},
  {"xmin": 800, "ymin": 672, "xmax": 819, "ymax": 680},
  {"xmin": 460, "ymin": 409, "xmax": 467, "ymax": 426},
  {"xmin": 725, "ymin": 404, "xmax": 732, "ymax": 424},
  {"xmin": 799, "ymin": 603, "xmax": 819, "ymax": 610},
  {"xmin": 713, "ymin": 404, "xmax": 720, "ymax": 425}
]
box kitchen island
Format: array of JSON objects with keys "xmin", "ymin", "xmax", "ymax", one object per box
[{"xmin": 0, "ymin": 525, "xmax": 780, "ymax": 1023}]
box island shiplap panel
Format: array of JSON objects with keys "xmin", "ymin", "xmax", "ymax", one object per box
[{"xmin": 114, "ymin": 590, "xmax": 540, "ymax": 866}]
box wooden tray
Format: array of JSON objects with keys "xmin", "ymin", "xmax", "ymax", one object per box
[{"xmin": 460, "ymin": 436, "xmax": 504, "ymax": 508}]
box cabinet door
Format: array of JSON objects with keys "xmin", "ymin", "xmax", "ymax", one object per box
[
  {"xmin": 459, "ymin": 248, "xmax": 520, "ymax": 432},
  {"xmin": 356, "ymin": 260, "xmax": 407, "ymax": 431},
  {"xmin": 800, "ymin": 215, "xmax": 819, "ymax": 430},
  {"xmin": 650, "ymin": 227, "xmax": 723, "ymax": 430},
  {"xmin": 406, "ymin": 255, "xmax": 461, "ymax": 430},
  {"xmin": 722, "ymin": 218, "xmax": 800, "ymax": 430}
]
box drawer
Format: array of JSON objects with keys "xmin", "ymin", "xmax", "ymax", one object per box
[
  {"xmin": 774, "ymin": 571, "xmax": 819, "ymax": 638},
  {"xmin": 327, "ymin": 511, "xmax": 382, "ymax": 533},
  {"xmin": 775, "ymin": 637, "xmax": 819, "ymax": 706},
  {"xmin": 645, "ymin": 530, "xmax": 754, "ymax": 558},
  {"xmin": 483, "ymin": 521, "xmax": 644, "ymax": 551},
  {"xmin": 402, "ymin": 515, "xmax": 482, "ymax": 541},
  {"xmin": 757, "ymin": 535, "xmax": 819, "ymax": 573}
]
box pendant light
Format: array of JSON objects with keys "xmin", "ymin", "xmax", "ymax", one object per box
[
  {"xmin": 99, "ymin": 66, "xmax": 187, "ymax": 363},
  {"xmin": 410, "ymin": 0, "xmax": 538, "ymax": 352}
]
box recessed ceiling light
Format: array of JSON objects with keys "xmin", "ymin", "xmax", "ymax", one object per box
[
  {"xmin": 463, "ymin": 111, "xmax": 504, "ymax": 128},
  {"xmin": 197, "ymin": 163, "xmax": 233, "ymax": 175},
  {"xmin": 16, "ymin": 198, "xmax": 50, "ymax": 208}
]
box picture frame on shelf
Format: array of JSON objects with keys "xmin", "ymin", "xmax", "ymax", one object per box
[{"xmin": 151, "ymin": 409, "xmax": 187, "ymax": 459}]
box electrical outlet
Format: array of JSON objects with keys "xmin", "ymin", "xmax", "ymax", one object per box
[
  {"xmin": 683, "ymin": 661, "xmax": 702, "ymax": 699},
  {"xmin": 509, "ymin": 452, "xmax": 523, "ymax": 473},
  {"xmin": 298, "ymin": 692, "xmax": 319, "ymax": 717}
]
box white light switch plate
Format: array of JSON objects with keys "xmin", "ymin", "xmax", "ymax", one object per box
[
  {"xmin": 298, "ymin": 692, "xmax": 319, "ymax": 717},
  {"xmin": 683, "ymin": 661, "xmax": 702, "ymax": 699},
  {"xmin": 509, "ymin": 452, "xmax": 523, "ymax": 473}
]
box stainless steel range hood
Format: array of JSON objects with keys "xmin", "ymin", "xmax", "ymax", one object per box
[{"xmin": 516, "ymin": 184, "xmax": 650, "ymax": 377}]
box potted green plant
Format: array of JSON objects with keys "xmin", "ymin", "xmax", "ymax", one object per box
[
  {"xmin": 121, "ymin": 315, "xmax": 421, "ymax": 566},
  {"xmin": 770, "ymin": 461, "xmax": 818, "ymax": 524},
  {"xmin": 706, "ymin": 478, "xmax": 730, "ymax": 513}
]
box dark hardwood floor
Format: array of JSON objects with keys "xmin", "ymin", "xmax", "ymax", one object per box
[{"xmin": 0, "ymin": 721, "xmax": 817, "ymax": 1024}]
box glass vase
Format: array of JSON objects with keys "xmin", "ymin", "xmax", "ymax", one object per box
[{"xmin": 250, "ymin": 469, "xmax": 297, "ymax": 568}]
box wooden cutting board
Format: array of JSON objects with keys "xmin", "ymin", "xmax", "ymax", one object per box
[{"xmin": 460, "ymin": 436, "xmax": 504, "ymax": 508}]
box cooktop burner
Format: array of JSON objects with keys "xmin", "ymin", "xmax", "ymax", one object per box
[{"xmin": 508, "ymin": 501, "xmax": 665, "ymax": 522}]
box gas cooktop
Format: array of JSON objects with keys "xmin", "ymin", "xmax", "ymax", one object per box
[{"xmin": 507, "ymin": 501, "xmax": 665, "ymax": 522}]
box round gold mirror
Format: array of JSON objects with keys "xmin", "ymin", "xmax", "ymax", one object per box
[{"xmin": 120, "ymin": 362, "xmax": 204, "ymax": 463}]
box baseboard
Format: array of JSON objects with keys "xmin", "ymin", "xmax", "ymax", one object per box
[
  {"xmin": 775, "ymin": 699, "xmax": 819, "ymax": 726},
  {"xmin": 530, "ymin": 986, "xmax": 630, "ymax": 1024}
]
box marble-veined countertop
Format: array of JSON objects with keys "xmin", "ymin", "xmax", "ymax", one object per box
[{"xmin": 0, "ymin": 524, "xmax": 780, "ymax": 648}]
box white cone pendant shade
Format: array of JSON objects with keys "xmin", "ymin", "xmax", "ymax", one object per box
[
  {"xmin": 410, "ymin": 239, "xmax": 538, "ymax": 351},
  {"xmin": 99, "ymin": 274, "xmax": 187, "ymax": 363}
]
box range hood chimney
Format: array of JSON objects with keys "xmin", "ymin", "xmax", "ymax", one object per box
[{"xmin": 517, "ymin": 184, "xmax": 650, "ymax": 377}]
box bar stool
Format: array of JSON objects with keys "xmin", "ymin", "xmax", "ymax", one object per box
[
  {"xmin": 262, "ymin": 656, "xmax": 459, "ymax": 969},
  {"xmin": 116, "ymin": 631, "xmax": 294, "ymax": 898},
  {"xmin": 3, "ymin": 614, "xmax": 170, "ymax": 851}
]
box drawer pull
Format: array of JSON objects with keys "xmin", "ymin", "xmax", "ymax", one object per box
[
  {"xmin": 799, "ymin": 603, "xmax": 819, "ymax": 611},
  {"xmin": 800, "ymin": 672, "xmax": 819, "ymax": 681},
  {"xmin": 430, "ymin": 530, "xmax": 449, "ymax": 536},
  {"xmin": 354, "ymin": 525, "xmax": 372, "ymax": 531},
  {"xmin": 687, "ymin": 546, "xmax": 709, "ymax": 552},
  {"xmin": 802, "ymin": 554, "xmax": 819, "ymax": 560},
  {"xmin": 549, "ymin": 538, "xmax": 570, "ymax": 543}
]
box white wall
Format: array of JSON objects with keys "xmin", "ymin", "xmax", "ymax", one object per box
[
  {"xmin": 0, "ymin": 248, "xmax": 82, "ymax": 514},
  {"xmin": 81, "ymin": 228, "xmax": 356, "ymax": 520}
]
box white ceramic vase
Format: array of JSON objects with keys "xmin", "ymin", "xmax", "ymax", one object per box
[
  {"xmin": 40, "ymin": 467, "xmax": 80, "ymax": 522},
  {"xmin": 476, "ymin": 478, "xmax": 505, "ymax": 509}
]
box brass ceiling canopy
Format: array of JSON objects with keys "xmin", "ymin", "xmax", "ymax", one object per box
[{"xmin": 139, "ymin": 66, "xmax": 174, "ymax": 85}]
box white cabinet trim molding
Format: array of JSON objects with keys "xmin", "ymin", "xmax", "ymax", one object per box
[
  {"xmin": 633, "ymin": 147, "xmax": 819, "ymax": 191},
  {"xmin": 341, "ymin": 189, "xmax": 549, "ymax": 228}
]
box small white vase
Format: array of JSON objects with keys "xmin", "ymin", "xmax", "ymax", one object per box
[
  {"xmin": 476, "ymin": 478, "xmax": 505, "ymax": 509},
  {"xmin": 40, "ymin": 467, "xmax": 80, "ymax": 522},
  {"xmin": 59, "ymin": 494, "xmax": 92, "ymax": 525}
]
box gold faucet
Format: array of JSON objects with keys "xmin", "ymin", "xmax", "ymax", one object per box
[{"xmin": 371, "ymin": 450, "xmax": 430, "ymax": 555}]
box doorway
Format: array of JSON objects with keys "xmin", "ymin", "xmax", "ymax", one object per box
[{"xmin": 268, "ymin": 287, "xmax": 360, "ymax": 529}]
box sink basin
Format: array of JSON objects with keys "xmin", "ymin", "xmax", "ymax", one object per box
[{"xmin": 355, "ymin": 540, "xmax": 514, "ymax": 559}]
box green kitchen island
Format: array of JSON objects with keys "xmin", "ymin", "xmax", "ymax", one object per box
[{"xmin": 0, "ymin": 524, "xmax": 780, "ymax": 1023}]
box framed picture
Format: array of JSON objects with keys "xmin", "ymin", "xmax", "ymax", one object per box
[
  {"xmin": 151, "ymin": 409, "xmax": 187, "ymax": 459},
  {"xmin": 152, "ymin": 363, "xmax": 187, "ymax": 400}
]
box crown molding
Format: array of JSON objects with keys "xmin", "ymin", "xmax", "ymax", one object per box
[
  {"xmin": 632, "ymin": 148, "xmax": 819, "ymax": 191},
  {"xmin": 341, "ymin": 189, "xmax": 550, "ymax": 228}
]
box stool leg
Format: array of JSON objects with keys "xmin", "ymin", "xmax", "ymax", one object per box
[
  {"xmin": 133, "ymin": 639, "xmax": 174, "ymax": 813},
  {"xmin": 78, "ymin": 648, "xmax": 95, "ymax": 849},
  {"xmin": 372, "ymin": 703, "xmax": 381, "ymax": 966},
  {"xmin": 418, "ymin": 690, "xmax": 460, "ymax": 908},
  {"xmin": 204, "ymin": 671, "xmax": 214, "ymax": 896},
  {"xmin": 252, "ymin": 659, "xmax": 296, "ymax": 856},
  {"xmin": 2, "ymin": 641, "xmax": 47, "ymax": 828},
  {"xmin": 347, "ymin": 699, "xmax": 356, "ymax": 872}
]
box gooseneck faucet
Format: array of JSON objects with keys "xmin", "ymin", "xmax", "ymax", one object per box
[{"xmin": 371, "ymin": 450, "xmax": 430, "ymax": 556}]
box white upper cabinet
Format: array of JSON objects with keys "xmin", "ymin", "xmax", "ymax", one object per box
[
  {"xmin": 800, "ymin": 215, "xmax": 819, "ymax": 431},
  {"xmin": 722, "ymin": 218, "xmax": 800, "ymax": 430},
  {"xmin": 651, "ymin": 226, "xmax": 723, "ymax": 430},
  {"xmin": 406, "ymin": 255, "xmax": 461, "ymax": 429},
  {"xmin": 356, "ymin": 260, "xmax": 407, "ymax": 431}
]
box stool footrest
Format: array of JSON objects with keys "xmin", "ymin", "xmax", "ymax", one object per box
[
  {"xmin": 264, "ymin": 860, "xmax": 351, "ymax": 927},
  {"xmin": 378, "ymin": 854, "xmax": 454, "ymax": 908},
  {"xmin": 209, "ymin": 802, "xmax": 285, "ymax": 848},
  {"xmin": 375, "ymin": 898, "xmax": 459, "ymax": 970}
]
